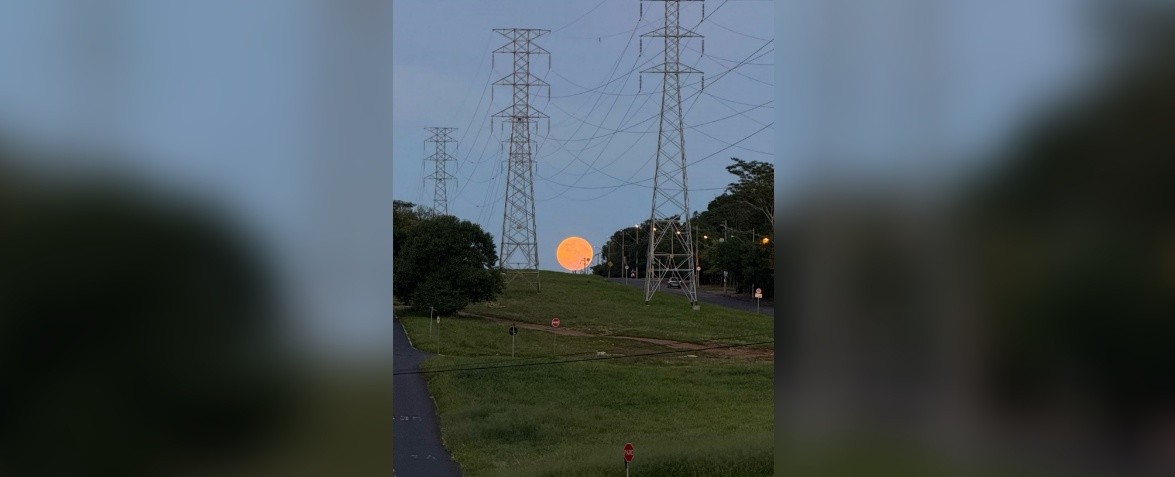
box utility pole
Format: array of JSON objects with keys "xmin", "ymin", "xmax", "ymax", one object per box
[
  {"xmin": 714, "ymin": 219, "xmax": 723, "ymax": 294},
  {"xmin": 493, "ymin": 28, "xmax": 549, "ymax": 291},
  {"xmin": 695, "ymin": 214, "xmax": 701, "ymax": 284},
  {"xmin": 641, "ymin": 0, "xmax": 703, "ymax": 310},
  {"xmin": 424, "ymin": 127, "xmax": 457, "ymax": 215}
]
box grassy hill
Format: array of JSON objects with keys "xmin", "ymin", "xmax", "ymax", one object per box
[
  {"xmin": 397, "ymin": 271, "xmax": 775, "ymax": 476},
  {"xmin": 463, "ymin": 271, "xmax": 773, "ymax": 346}
]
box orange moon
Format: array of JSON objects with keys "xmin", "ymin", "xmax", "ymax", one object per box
[{"xmin": 556, "ymin": 236, "xmax": 594, "ymax": 271}]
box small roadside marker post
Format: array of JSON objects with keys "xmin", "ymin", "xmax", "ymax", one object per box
[
  {"xmin": 551, "ymin": 318, "xmax": 560, "ymax": 352},
  {"xmin": 429, "ymin": 306, "xmax": 434, "ymax": 338},
  {"xmin": 509, "ymin": 324, "xmax": 518, "ymax": 357}
]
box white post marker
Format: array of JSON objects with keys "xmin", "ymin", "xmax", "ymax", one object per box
[
  {"xmin": 434, "ymin": 307, "xmax": 441, "ymax": 354},
  {"xmin": 754, "ymin": 288, "xmax": 763, "ymax": 314},
  {"xmin": 624, "ymin": 442, "xmax": 634, "ymax": 476}
]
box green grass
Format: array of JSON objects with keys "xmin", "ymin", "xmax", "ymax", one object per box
[
  {"xmin": 462, "ymin": 271, "xmax": 774, "ymax": 346},
  {"xmin": 398, "ymin": 272, "xmax": 775, "ymax": 476},
  {"xmin": 401, "ymin": 314, "xmax": 679, "ymax": 360}
]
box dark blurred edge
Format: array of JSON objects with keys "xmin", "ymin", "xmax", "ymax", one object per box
[
  {"xmin": 0, "ymin": 2, "xmax": 394, "ymax": 476},
  {"xmin": 775, "ymin": 2, "xmax": 1175, "ymax": 477}
]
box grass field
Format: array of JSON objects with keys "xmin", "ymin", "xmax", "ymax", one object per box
[
  {"xmin": 462, "ymin": 272, "xmax": 774, "ymax": 346},
  {"xmin": 397, "ymin": 271, "xmax": 775, "ymax": 476}
]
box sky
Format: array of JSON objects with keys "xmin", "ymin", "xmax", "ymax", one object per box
[
  {"xmin": 392, "ymin": 0, "xmax": 776, "ymax": 273},
  {"xmin": 0, "ymin": 0, "xmax": 1104, "ymax": 354},
  {"xmin": 392, "ymin": 0, "xmax": 1100, "ymax": 273}
]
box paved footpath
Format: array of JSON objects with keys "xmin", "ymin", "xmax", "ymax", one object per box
[{"xmin": 394, "ymin": 316, "xmax": 462, "ymax": 477}]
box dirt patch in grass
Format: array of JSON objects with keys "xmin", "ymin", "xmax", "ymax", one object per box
[{"xmin": 461, "ymin": 311, "xmax": 774, "ymax": 361}]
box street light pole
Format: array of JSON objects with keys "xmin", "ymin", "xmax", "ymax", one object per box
[{"xmin": 714, "ymin": 220, "xmax": 723, "ymax": 294}]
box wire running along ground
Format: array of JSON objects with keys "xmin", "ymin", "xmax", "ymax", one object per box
[
  {"xmin": 393, "ymin": 319, "xmax": 772, "ymax": 371},
  {"xmin": 392, "ymin": 339, "xmax": 775, "ymax": 376}
]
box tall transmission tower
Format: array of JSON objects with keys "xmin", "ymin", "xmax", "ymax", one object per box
[
  {"xmin": 424, "ymin": 126, "xmax": 457, "ymax": 215},
  {"xmin": 493, "ymin": 28, "xmax": 549, "ymax": 291},
  {"xmin": 641, "ymin": 0, "xmax": 702, "ymax": 309}
]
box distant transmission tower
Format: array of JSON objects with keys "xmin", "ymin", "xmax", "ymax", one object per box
[
  {"xmin": 641, "ymin": 0, "xmax": 702, "ymax": 309},
  {"xmin": 493, "ymin": 28, "xmax": 549, "ymax": 291},
  {"xmin": 424, "ymin": 127, "xmax": 457, "ymax": 215}
]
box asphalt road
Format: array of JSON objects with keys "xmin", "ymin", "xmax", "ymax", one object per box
[
  {"xmin": 605, "ymin": 277, "xmax": 774, "ymax": 315},
  {"xmin": 394, "ymin": 316, "xmax": 462, "ymax": 477}
]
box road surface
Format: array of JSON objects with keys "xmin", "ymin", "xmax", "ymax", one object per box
[
  {"xmin": 606, "ymin": 277, "xmax": 774, "ymax": 315},
  {"xmin": 394, "ymin": 316, "xmax": 462, "ymax": 477}
]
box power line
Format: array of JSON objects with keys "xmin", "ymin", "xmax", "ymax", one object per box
[
  {"xmin": 396, "ymin": 326, "xmax": 772, "ymax": 371},
  {"xmin": 559, "ymin": 120, "xmax": 772, "ymax": 201},
  {"xmin": 706, "ymin": 18, "xmax": 773, "ymax": 42},
  {"xmin": 551, "ymin": 0, "xmax": 610, "ymax": 33},
  {"xmin": 537, "ymin": 37, "xmax": 770, "ymax": 199},
  {"xmin": 684, "ymin": 44, "xmax": 773, "ymax": 66},
  {"xmin": 392, "ymin": 339, "xmax": 774, "ymax": 375},
  {"xmin": 687, "ymin": 121, "xmax": 773, "ymax": 167}
]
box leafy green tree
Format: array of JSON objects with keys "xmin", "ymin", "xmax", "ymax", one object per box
[
  {"xmin": 392, "ymin": 200, "xmax": 418, "ymax": 259},
  {"xmin": 594, "ymin": 221, "xmax": 651, "ymax": 278},
  {"xmin": 393, "ymin": 214, "xmax": 502, "ymax": 316},
  {"xmin": 701, "ymin": 158, "xmax": 774, "ymax": 233},
  {"xmin": 699, "ymin": 158, "xmax": 774, "ymax": 295},
  {"xmin": 593, "ymin": 158, "xmax": 775, "ymax": 296}
]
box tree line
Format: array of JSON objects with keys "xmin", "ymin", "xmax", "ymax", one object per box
[{"xmin": 591, "ymin": 158, "xmax": 774, "ymax": 297}]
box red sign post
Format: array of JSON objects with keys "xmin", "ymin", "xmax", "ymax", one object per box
[
  {"xmin": 551, "ymin": 317, "xmax": 560, "ymax": 351},
  {"xmin": 624, "ymin": 442, "xmax": 634, "ymax": 475}
]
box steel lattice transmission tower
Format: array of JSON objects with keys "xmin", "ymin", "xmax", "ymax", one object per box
[
  {"xmin": 493, "ymin": 28, "xmax": 549, "ymax": 291},
  {"xmin": 424, "ymin": 126, "xmax": 457, "ymax": 215},
  {"xmin": 641, "ymin": 0, "xmax": 703, "ymax": 309}
]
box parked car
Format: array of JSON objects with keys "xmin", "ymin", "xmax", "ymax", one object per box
[{"xmin": 667, "ymin": 277, "xmax": 682, "ymax": 288}]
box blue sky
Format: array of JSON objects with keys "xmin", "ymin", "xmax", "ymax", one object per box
[
  {"xmin": 0, "ymin": 0, "xmax": 1103, "ymax": 354},
  {"xmin": 392, "ymin": 0, "xmax": 776, "ymax": 272},
  {"xmin": 393, "ymin": 0, "xmax": 1100, "ymax": 272}
]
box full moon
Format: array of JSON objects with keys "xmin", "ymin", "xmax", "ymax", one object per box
[{"xmin": 556, "ymin": 236, "xmax": 594, "ymax": 271}]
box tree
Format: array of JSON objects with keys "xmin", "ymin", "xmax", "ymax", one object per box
[
  {"xmin": 699, "ymin": 158, "xmax": 775, "ymax": 296},
  {"xmin": 595, "ymin": 221, "xmax": 652, "ymax": 279},
  {"xmin": 393, "ymin": 214, "xmax": 502, "ymax": 316},
  {"xmin": 702, "ymin": 158, "xmax": 774, "ymax": 233},
  {"xmin": 393, "ymin": 200, "xmax": 418, "ymax": 259},
  {"xmin": 592, "ymin": 158, "xmax": 775, "ymax": 296}
]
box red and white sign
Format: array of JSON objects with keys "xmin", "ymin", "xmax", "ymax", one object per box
[
  {"xmin": 551, "ymin": 318, "xmax": 560, "ymax": 328},
  {"xmin": 754, "ymin": 288, "xmax": 763, "ymax": 299},
  {"xmin": 624, "ymin": 442, "xmax": 634, "ymax": 462}
]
